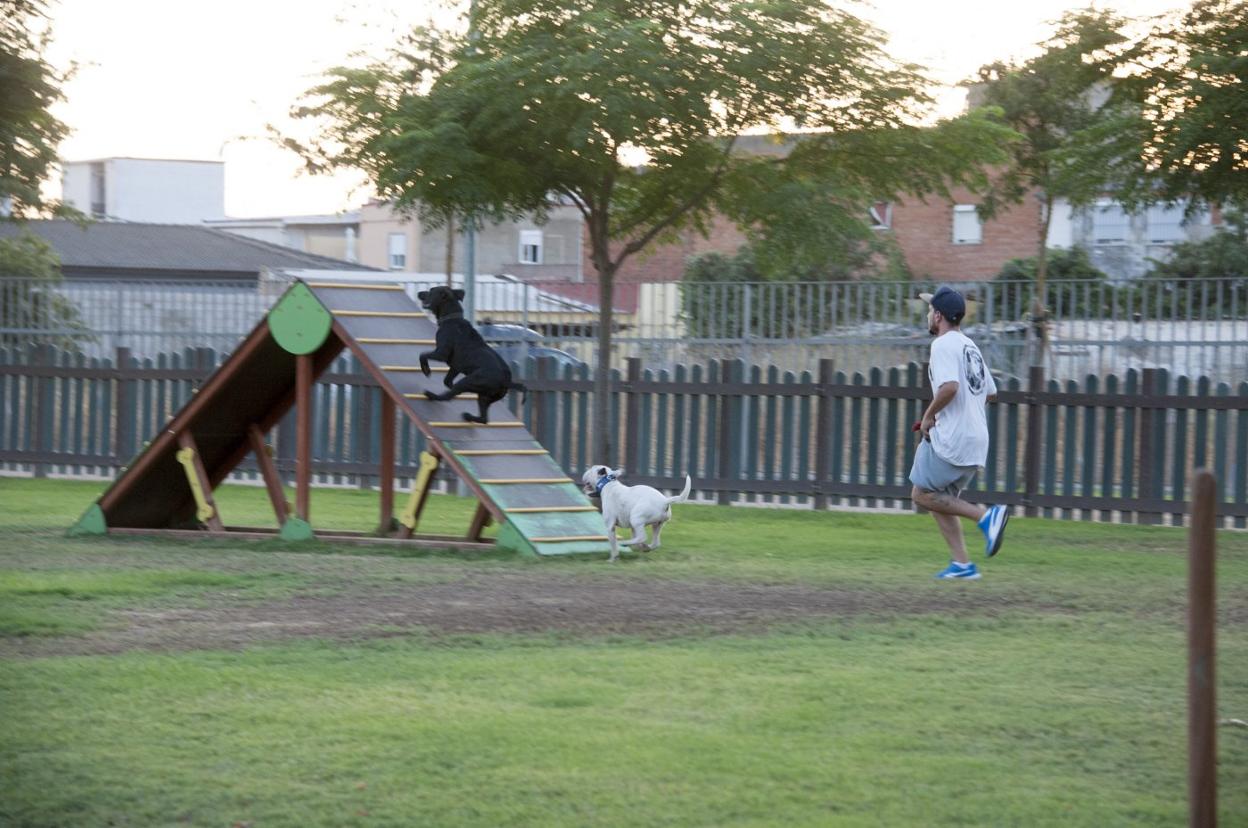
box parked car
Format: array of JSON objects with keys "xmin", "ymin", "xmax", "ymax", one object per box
[{"xmin": 477, "ymin": 323, "xmax": 585, "ymax": 371}]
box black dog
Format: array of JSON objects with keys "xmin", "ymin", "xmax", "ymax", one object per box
[{"xmin": 416, "ymin": 286, "xmax": 526, "ymax": 424}]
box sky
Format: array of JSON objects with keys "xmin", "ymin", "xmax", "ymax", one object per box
[{"xmin": 42, "ymin": 0, "xmax": 1182, "ymax": 218}]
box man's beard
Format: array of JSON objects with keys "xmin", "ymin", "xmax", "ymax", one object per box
[{"xmin": 929, "ymin": 322, "xmax": 939, "ymax": 336}]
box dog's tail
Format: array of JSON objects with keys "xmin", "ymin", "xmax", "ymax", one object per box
[{"xmin": 666, "ymin": 475, "xmax": 692, "ymax": 505}]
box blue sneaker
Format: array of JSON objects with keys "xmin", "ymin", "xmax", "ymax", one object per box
[
  {"xmin": 978, "ymin": 505, "xmax": 1009, "ymax": 558},
  {"xmin": 935, "ymin": 561, "xmax": 981, "ymax": 580}
]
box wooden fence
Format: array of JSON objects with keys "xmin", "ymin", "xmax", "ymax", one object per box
[{"xmin": 2, "ymin": 345, "xmax": 1247, "ymax": 527}]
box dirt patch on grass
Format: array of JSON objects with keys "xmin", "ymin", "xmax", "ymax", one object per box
[{"xmin": 0, "ymin": 563, "xmax": 1054, "ymax": 658}]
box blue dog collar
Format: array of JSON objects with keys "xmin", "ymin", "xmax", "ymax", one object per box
[{"xmin": 594, "ymin": 474, "xmax": 617, "ymax": 495}]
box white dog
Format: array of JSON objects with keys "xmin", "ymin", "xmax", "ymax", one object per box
[{"xmin": 581, "ymin": 466, "xmax": 692, "ymax": 562}]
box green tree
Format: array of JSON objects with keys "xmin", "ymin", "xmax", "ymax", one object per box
[
  {"xmin": 1112, "ymin": 0, "xmax": 1248, "ymax": 209},
  {"xmin": 972, "ymin": 9, "xmax": 1136, "ymax": 363},
  {"xmin": 1141, "ymin": 207, "xmax": 1248, "ymax": 314},
  {"xmin": 0, "ymin": 0, "xmax": 88, "ymax": 352},
  {"xmin": 289, "ymin": 0, "xmax": 1012, "ymax": 461},
  {"xmin": 0, "ymin": 0, "xmax": 74, "ymax": 220},
  {"xmin": 991, "ymin": 246, "xmax": 1110, "ymax": 320}
]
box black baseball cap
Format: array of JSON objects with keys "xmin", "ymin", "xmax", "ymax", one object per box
[{"xmin": 919, "ymin": 286, "xmax": 966, "ymax": 324}]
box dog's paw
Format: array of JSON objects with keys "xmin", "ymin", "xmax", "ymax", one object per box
[
  {"xmin": 419, "ymin": 360, "xmax": 431, "ymax": 377},
  {"xmin": 443, "ymin": 375, "xmax": 455, "ymax": 388},
  {"xmin": 424, "ymin": 391, "xmax": 441, "ymax": 401},
  {"xmin": 461, "ymin": 412, "xmax": 485, "ymax": 424}
]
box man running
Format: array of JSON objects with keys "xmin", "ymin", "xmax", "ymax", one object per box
[{"xmin": 910, "ymin": 286, "xmax": 1009, "ymax": 580}]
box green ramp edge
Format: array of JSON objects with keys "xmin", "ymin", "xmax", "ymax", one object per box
[{"xmin": 67, "ymin": 503, "xmax": 107, "ymax": 537}]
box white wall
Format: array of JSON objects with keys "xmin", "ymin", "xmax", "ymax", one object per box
[
  {"xmin": 62, "ymin": 158, "xmax": 225, "ymax": 223},
  {"xmin": 62, "ymin": 163, "xmax": 92, "ymax": 214}
]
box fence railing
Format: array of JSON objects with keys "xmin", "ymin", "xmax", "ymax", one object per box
[
  {"xmin": 3, "ymin": 275, "xmax": 1248, "ymax": 382},
  {"xmin": 3, "ymin": 346, "xmax": 1246, "ymax": 527}
]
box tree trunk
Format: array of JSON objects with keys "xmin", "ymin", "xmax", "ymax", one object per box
[
  {"xmin": 1029, "ymin": 194, "xmax": 1055, "ymax": 369},
  {"xmin": 444, "ymin": 212, "xmax": 456, "ymax": 287}
]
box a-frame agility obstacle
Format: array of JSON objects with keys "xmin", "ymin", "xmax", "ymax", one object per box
[{"xmin": 68, "ymin": 279, "xmax": 612, "ymax": 557}]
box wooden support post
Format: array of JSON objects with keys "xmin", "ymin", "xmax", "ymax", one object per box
[
  {"xmin": 247, "ymin": 424, "xmax": 289, "ymax": 526},
  {"xmin": 295, "ymin": 353, "xmax": 312, "ymax": 522},
  {"xmin": 398, "ymin": 451, "xmax": 440, "ymax": 539},
  {"xmin": 1023, "ymin": 365, "xmax": 1045, "ymax": 518},
  {"xmin": 814, "ymin": 359, "xmax": 835, "ymax": 510},
  {"xmin": 174, "ymin": 430, "xmax": 224, "ymax": 531},
  {"xmin": 1188, "ymin": 469, "xmax": 1217, "ymax": 828},
  {"xmin": 467, "ymin": 502, "xmax": 492, "ymax": 541},
  {"xmin": 378, "ymin": 393, "xmax": 396, "ymax": 534}
]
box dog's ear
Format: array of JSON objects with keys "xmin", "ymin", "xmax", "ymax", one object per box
[
  {"xmin": 452, "ymin": 289, "xmax": 466, "ymax": 301},
  {"xmin": 597, "ymin": 467, "xmax": 608, "ymax": 477}
]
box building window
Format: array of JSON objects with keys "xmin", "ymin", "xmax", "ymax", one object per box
[
  {"xmin": 519, "ymin": 229, "xmax": 543, "ymax": 264},
  {"xmin": 952, "ymin": 204, "xmax": 982, "ymax": 245},
  {"xmin": 868, "ymin": 201, "xmax": 892, "ymax": 230},
  {"xmin": 90, "ymin": 162, "xmax": 106, "ymax": 218},
  {"xmin": 387, "ymin": 233, "xmax": 406, "ymax": 270},
  {"xmin": 1146, "ymin": 202, "xmax": 1189, "ymax": 244},
  {"xmin": 1092, "ymin": 200, "xmax": 1129, "ymax": 244}
]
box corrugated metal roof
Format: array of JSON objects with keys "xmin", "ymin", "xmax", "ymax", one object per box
[{"xmin": 0, "ymin": 220, "xmax": 373, "ymax": 274}]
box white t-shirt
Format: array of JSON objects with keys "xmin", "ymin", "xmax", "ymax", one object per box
[{"xmin": 927, "ymin": 330, "xmax": 997, "ymax": 467}]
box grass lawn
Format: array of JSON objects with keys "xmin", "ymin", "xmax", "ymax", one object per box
[{"xmin": 1, "ymin": 476, "xmax": 1245, "ymax": 827}]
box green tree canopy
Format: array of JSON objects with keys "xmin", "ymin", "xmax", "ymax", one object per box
[
  {"xmin": 1113, "ymin": 0, "xmax": 1248, "ymax": 210},
  {"xmin": 0, "ymin": 0, "xmax": 74, "ymax": 221},
  {"xmin": 289, "ymin": 0, "xmax": 1014, "ymax": 460},
  {"xmin": 971, "ymin": 8, "xmax": 1137, "ymax": 360}
]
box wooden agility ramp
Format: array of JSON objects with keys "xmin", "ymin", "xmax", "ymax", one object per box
[{"xmin": 69, "ymin": 279, "xmax": 611, "ymax": 557}]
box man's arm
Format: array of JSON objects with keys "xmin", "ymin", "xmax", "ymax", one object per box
[{"xmin": 921, "ymin": 381, "xmax": 959, "ymax": 439}]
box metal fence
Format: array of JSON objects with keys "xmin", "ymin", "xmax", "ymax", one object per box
[
  {"xmin": 3, "ymin": 345, "xmax": 1247, "ymax": 527},
  {"xmin": 3, "ymin": 274, "xmax": 1247, "ymax": 382}
]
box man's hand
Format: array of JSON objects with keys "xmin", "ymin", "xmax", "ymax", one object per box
[{"xmin": 920, "ymin": 413, "xmax": 936, "ymax": 441}]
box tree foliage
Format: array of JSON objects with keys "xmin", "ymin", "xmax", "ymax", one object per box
[
  {"xmin": 0, "ymin": 0, "xmax": 75, "ymax": 221},
  {"xmin": 990, "ymin": 246, "xmax": 1110, "ymax": 319},
  {"xmin": 1111, "ymin": 0, "xmax": 1248, "ymax": 209},
  {"xmin": 970, "ymin": 8, "xmax": 1136, "ymax": 362},
  {"xmin": 0, "ymin": 1, "xmax": 90, "ymax": 351},
  {"xmin": 288, "ymin": 0, "xmax": 1014, "ymax": 459},
  {"xmin": 1139, "ymin": 207, "xmax": 1248, "ymax": 314},
  {"xmin": 972, "ymin": 9, "xmax": 1136, "ymax": 237}
]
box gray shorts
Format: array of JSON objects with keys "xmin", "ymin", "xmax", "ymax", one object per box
[{"xmin": 909, "ymin": 440, "xmax": 978, "ymax": 497}]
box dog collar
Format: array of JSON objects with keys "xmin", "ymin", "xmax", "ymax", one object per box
[
  {"xmin": 594, "ymin": 475, "xmax": 617, "ymax": 495},
  {"xmin": 437, "ymin": 311, "xmax": 464, "ymax": 323}
]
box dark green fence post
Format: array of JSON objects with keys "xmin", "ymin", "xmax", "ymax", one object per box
[
  {"xmin": 1138, "ymin": 368, "xmax": 1160, "ymax": 525},
  {"xmin": 113, "ymin": 346, "xmax": 136, "ymax": 472},
  {"xmin": 814, "ymin": 359, "xmax": 834, "ymax": 510},
  {"xmin": 532, "ymin": 357, "xmax": 551, "ymax": 451},
  {"xmin": 1023, "ymin": 365, "xmax": 1045, "ymax": 518},
  {"xmin": 30, "ymin": 344, "xmax": 53, "ymax": 478},
  {"xmin": 356, "ymin": 378, "xmax": 374, "ymax": 490},
  {"xmin": 625, "ymin": 357, "xmax": 641, "ymax": 474},
  {"xmin": 715, "ymin": 361, "xmax": 735, "ymax": 506}
]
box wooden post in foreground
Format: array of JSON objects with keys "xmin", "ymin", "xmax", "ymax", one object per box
[
  {"xmin": 378, "ymin": 394, "xmax": 395, "ymax": 534},
  {"xmin": 295, "ymin": 354, "xmax": 312, "ymax": 522},
  {"xmin": 1188, "ymin": 469, "xmax": 1217, "ymax": 828}
]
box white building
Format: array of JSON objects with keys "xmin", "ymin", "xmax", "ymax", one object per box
[{"xmin": 62, "ymin": 157, "xmax": 226, "ymax": 223}]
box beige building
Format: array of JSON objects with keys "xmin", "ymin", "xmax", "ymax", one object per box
[
  {"xmin": 206, "ymin": 213, "xmax": 360, "ymax": 263},
  {"xmin": 356, "ymin": 199, "xmax": 585, "ymax": 281}
]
